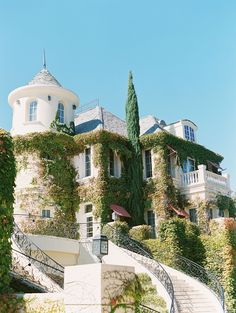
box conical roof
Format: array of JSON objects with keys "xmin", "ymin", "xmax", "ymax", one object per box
[{"xmin": 28, "ymin": 68, "xmax": 62, "ymax": 87}]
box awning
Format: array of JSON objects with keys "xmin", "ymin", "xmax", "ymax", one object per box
[
  {"xmin": 169, "ymin": 204, "xmax": 189, "ymax": 218},
  {"xmin": 111, "ymin": 204, "xmax": 131, "ymax": 218}
]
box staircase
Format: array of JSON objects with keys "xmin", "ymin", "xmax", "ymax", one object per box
[
  {"xmin": 103, "ymin": 224, "xmax": 225, "ymax": 313},
  {"xmin": 11, "ymin": 222, "xmax": 64, "ymax": 292},
  {"xmin": 169, "ymin": 274, "xmax": 222, "ymax": 313}
]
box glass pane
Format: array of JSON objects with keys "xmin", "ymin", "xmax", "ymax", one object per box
[{"xmin": 145, "ymin": 150, "xmax": 152, "ymax": 178}]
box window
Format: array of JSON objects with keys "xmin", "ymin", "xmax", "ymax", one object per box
[
  {"xmin": 189, "ymin": 208, "xmax": 197, "ymax": 223},
  {"xmin": 207, "ymin": 208, "xmax": 213, "ymax": 220},
  {"xmin": 58, "ymin": 103, "xmax": 64, "ymax": 124},
  {"xmin": 48, "ymin": 95, "xmax": 51, "ymax": 101},
  {"xmin": 147, "ymin": 210, "xmax": 156, "ymax": 238},
  {"xmin": 85, "ymin": 148, "xmax": 91, "ymax": 177},
  {"xmin": 29, "ymin": 101, "xmax": 37, "ymax": 121},
  {"xmin": 183, "ymin": 158, "xmax": 195, "ymax": 173},
  {"xmin": 184, "ymin": 125, "xmax": 195, "ymax": 142},
  {"xmin": 109, "ymin": 149, "xmax": 114, "ymax": 176},
  {"xmin": 86, "ymin": 216, "xmax": 93, "ymax": 237},
  {"xmin": 145, "ymin": 150, "xmax": 152, "ymax": 178},
  {"xmin": 42, "ymin": 209, "xmax": 50, "ymax": 218},
  {"xmin": 85, "ymin": 204, "xmax": 93, "ymax": 213}
]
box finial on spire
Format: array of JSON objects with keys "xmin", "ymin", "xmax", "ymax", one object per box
[{"xmin": 43, "ymin": 49, "xmax": 46, "ymax": 69}]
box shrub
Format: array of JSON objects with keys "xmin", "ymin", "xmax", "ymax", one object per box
[
  {"xmin": 202, "ymin": 219, "xmax": 236, "ymax": 312},
  {"xmin": 129, "ymin": 225, "xmax": 152, "ymax": 241},
  {"xmin": 102, "ymin": 221, "xmax": 129, "ymax": 244}
]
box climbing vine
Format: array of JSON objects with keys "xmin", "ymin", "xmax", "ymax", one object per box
[
  {"xmin": 75, "ymin": 130, "xmax": 132, "ymax": 223},
  {"xmin": 13, "ymin": 132, "xmax": 79, "ymax": 237},
  {"xmin": 0, "ymin": 129, "xmax": 16, "ymax": 293},
  {"xmin": 141, "ymin": 131, "xmax": 224, "ymax": 221}
]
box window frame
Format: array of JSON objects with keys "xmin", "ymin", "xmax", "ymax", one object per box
[
  {"xmin": 184, "ymin": 125, "xmax": 195, "ymax": 142},
  {"xmin": 86, "ymin": 216, "xmax": 93, "ymax": 238},
  {"xmin": 109, "ymin": 149, "xmax": 115, "ymax": 176},
  {"xmin": 42, "ymin": 209, "xmax": 50, "ymax": 218},
  {"xmin": 29, "ymin": 101, "xmax": 37, "ymax": 122},
  {"xmin": 85, "ymin": 147, "xmax": 91, "ymax": 177},
  {"xmin": 183, "ymin": 157, "xmax": 195, "ymax": 173},
  {"xmin": 144, "ymin": 149, "xmax": 152, "ymax": 178},
  {"xmin": 57, "ymin": 102, "xmax": 65, "ymax": 124}
]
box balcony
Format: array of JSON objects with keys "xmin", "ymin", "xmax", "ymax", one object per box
[{"xmin": 176, "ymin": 165, "xmax": 231, "ymax": 198}]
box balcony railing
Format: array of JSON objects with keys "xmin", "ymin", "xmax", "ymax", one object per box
[{"xmin": 179, "ymin": 164, "xmax": 230, "ymax": 193}]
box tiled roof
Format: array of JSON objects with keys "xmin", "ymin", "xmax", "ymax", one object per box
[
  {"xmin": 75, "ymin": 106, "xmax": 127, "ymax": 136},
  {"xmin": 28, "ymin": 68, "xmax": 62, "ymax": 87},
  {"xmin": 75, "ymin": 106, "xmax": 164, "ymax": 137}
]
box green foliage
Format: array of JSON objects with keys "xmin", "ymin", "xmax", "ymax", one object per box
[
  {"xmin": 144, "ymin": 218, "xmax": 205, "ymax": 267},
  {"xmin": 141, "ymin": 131, "xmax": 223, "ymax": 168},
  {"xmin": 0, "ymin": 130, "xmax": 16, "ymax": 293},
  {"xmin": 142, "ymin": 131, "xmax": 222, "ymax": 221},
  {"xmin": 103, "ymin": 221, "xmax": 129, "ymax": 244},
  {"xmin": 75, "ymin": 130, "xmax": 132, "ymax": 224},
  {"xmin": 129, "ymin": 225, "xmax": 152, "ymax": 241},
  {"xmin": 0, "ymin": 294, "xmax": 25, "ymax": 313},
  {"xmin": 20, "ymin": 214, "xmax": 79, "ymax": 239},
  {"xmin": 216, "ymin": 194, "xmax": 236, "ymax": 217},
  {"xmin": 50, "ymin": 110, "xmax": 75, "ymax": 136},
  {"xmin": 125, "ymin": 72, "xmax": 144, "ymax": 225},
  {"xmin": 14, "ymin": 132, "xmax": 79, "ymax": 230},
  {"xmin": 202, "ymin": 219, "xmax": 236, "ymax": 312}
]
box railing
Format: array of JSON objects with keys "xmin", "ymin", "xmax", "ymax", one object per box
[
  {"xmin": 103, "ymin": 224, "xmax": 175, "ymax": 313},
  {"xmin": 180, "ymin": 170, "xmax": 199, "ymax": 186},
  {"xmin": 139, "ymin": 304, "xmax": 160, "ymax": 312},
  {"xmin": 12, "ymin": 222, "xmax": 64, "ymax": 287},
  {"xmin": 206, "ymin": 171, "xmax": 228, "ymax": 187},
  {"xmin": 11, "ymin": 249, "xmax": 63, "ymax": 291},
  {"xmin": 173, "ymin": 255, "xmax": 225, "ymax": 311},
  {"xmin": 180, "ymin": 165, "xmax": 229, "ymax": 192}
]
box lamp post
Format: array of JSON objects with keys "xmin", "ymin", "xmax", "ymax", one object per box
[{"xmin": 92, "ymin": 234, "xmax": 109, "ymax": 263}]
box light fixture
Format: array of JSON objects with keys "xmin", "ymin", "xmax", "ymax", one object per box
[{"xmin": 92, "ymin": 234, "xmax": 108, "ymax": 262}]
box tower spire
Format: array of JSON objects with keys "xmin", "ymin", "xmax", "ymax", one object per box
[{"xmin": 43, "ymin": 49, "xmax": 46, "ymax": 69}]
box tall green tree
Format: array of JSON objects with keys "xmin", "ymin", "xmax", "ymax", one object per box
[{"xmin": 125, "ymin": 72, "xmax": 144, "ymax": 225}]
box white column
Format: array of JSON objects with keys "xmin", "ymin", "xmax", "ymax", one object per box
[
  {"xmin": 197, "ymin": 164, "xmax": 207, "ymax": 184},
  {"xmin": 64, "ymin": 263, "xmax": 135, "ymax": 313}
]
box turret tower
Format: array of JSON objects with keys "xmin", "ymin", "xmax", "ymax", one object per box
[{"xmin": 8, "ymin": 60, "xmax": 79, "ymax": 135}]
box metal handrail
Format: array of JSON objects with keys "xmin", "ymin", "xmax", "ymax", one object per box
[
  {"xmin": 12, "ymin": 223, "xmax": 64, "ymax": 286},
  {"xmin": 174, "ymin": 254, "xmax": 225, "ymax": 311},
  {"xmin": 103, "ymin": 224, "xmax": 175, "ymax": 313},
  {"xmin": 139, "ymin": 304, "xmax": 160, "ymax": 313}
]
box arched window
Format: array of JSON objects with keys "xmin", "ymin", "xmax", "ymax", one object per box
[
  {"xmin": 58, "ymin": 103, "xmax": 64, "ymax": 123},
  {"xmin": 29, "ymin": 101, "xmax": 37, "ymax": 121}
]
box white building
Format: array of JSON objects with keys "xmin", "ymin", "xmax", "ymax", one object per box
[{"xmin": 9, "ymin": 65, "xmax": 231, "ymax": 238}]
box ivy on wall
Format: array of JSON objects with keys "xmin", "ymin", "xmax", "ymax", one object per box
[
  {"xmin": 141, "ymin": 131, "xmax": 223, "ymax": 167},
  {"xmin": 13, "ymin": 132, "xmax": 79, "ymax": 236},
  {"xmin": 0, "ymin": 129, "xmax": 16, "ymax": 293},
  {"xmin": 75, "ymin": 130, "xmax": 132, "ymax": 223},
  {"xmin": 141, "ymin": 131, "xmax": 224, "ymax": 221}
]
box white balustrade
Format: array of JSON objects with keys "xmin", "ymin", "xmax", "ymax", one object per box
[
  {"xmin": 206, "ymin": 171, "xmax": 228, "ymax": 187},
  {"xmin": 181, "ymin": 170, "xmax": 199, "ymax": 186},
  {"xmin": 180, "ymin": 165, "xmax": 229, "ymax": 193}
]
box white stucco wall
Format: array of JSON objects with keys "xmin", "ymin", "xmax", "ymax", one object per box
[{"xmin": 9, "ymin": 85, "xmax": 79, "ymax": 136}]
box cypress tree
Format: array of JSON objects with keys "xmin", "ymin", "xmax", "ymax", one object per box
[{"xmin": 125, "ymin": 71, "xmax": 144, "ymax": 225}]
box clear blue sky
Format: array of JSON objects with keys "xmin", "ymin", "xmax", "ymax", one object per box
[{"xmin": 0, "ymin": 0, "xmax": 235, "ymax": 191}]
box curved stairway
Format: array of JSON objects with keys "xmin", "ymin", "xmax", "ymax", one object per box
[
  {"xmin": 103, "ymin": 224, "xmax": 225, "ymax": 313},
  {"xmin": 11, "ymin": 223, "xmax": 64, "ymax": 292}
]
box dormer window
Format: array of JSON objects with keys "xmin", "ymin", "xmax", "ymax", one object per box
[
  {"xmin": 29, "ymin": 101, "xmax": 37, "ymax": 121},
  {"xmin": 58, "ymin": 103, "xmax": 64, "ymax": 124},
  {"xmin": 184, "ymin": 125, "xmax": 195, "ymax": 142}
]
